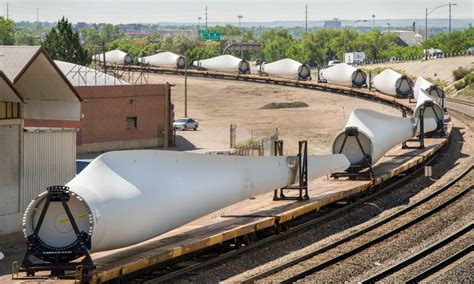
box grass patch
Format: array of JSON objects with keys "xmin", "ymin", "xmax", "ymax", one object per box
[
  {"xmin": 260, "ymin": 102, "xmax": 309, "ymax": 109},
  {"xmin": 426, "ymin": 77, "xmax": 448, "ymax": 88},
  {"xmin": 460, "ymin": 85, "xmax": 474, "ymax": 97},
  {"xmin": 234, "ymin": 138, "xmax": 261, "ymax": 149}
]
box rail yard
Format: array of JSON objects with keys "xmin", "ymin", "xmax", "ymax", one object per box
[
  {"xmin": 0, "ymin": 3, "xmax": 473, "ymax": 283},
  {"xmin": 0, "ymin": 54, "xmax": 471, "ymax": 283}
]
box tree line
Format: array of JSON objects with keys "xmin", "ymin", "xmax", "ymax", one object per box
[{"xmin": 0, "ymin": 16, "xmax": 472, "ymax": 67}]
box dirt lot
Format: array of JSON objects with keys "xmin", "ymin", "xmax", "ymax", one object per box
[
  {"xmin": 364, "ymin": 56, "xmax": 473, "ymax": 84},
  {"xmin": 149, "ymin": 74, "xmax": 400, "ymax": 155}
]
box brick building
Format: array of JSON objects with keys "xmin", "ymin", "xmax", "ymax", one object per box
[
  {"xmin": 75, "ymin": 84, "xmax": 173, "ymax": 153},
  {"xmin": 55, "ymin": 60, "xmax": 174, "ymax": 153}
]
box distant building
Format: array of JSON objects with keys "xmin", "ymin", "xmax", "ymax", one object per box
[
  {"xmin": 387, "ymin": 30, "xmax": 423, "ymax": 46},
  {"xmin": 0, "ymin": 46, "xmax": 82, "ymax": 234},
  {"xmin": 75, "ymin": 22, "xmax": 88, "ymax": 30},
  {"xmin": 324, "ymin": 18, "xmax": 342, "ymax": 29}
]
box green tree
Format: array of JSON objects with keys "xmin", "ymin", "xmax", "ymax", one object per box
[
  {"xmin": 43, "ymin": 17, "xmax": 90, "ymax": 65},
  {"xmin": 185, "ymin": 45, "xmax": 219, "ymax": 65},
  {"xmin": 0, "ymin": 16, "xmax": 15, "ymax": 45},
  {"xmin": 356, "ymin": 29, "xmax": 397, "ymax": 60},
  {"xmin": 100, "ymin": 23, "xmax": 120, "ymax": 44},
  {"xmin": 261, "ymin": 28, "xmax": 295, "ymax": 62},
  {"xmin": 423, "ymin": 27, "xmax": 474, "ymax": 53},
  {"xmin": 159, "ymin": 33, "xmax": 194, "ymax": 55},
  {"xmin": 109, "ymin": 36, "xmax": 159, "ymax": 58},
  {"xmin": 301, "ymin": 29, "xmax": 342, "ymax": 65},
  {"xmin": 81, "ymin": 28, "xmax": 101, "ymax": 51}
]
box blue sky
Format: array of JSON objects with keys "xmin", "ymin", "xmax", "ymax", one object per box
[{"xmin": 1, "ymin": 0, "xmax": 472, "ymax": 24}]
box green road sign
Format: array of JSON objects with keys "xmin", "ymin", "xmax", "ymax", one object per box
[{"xmin": 199, "ymin": 30, "xmax": 221, "ymax": 42}]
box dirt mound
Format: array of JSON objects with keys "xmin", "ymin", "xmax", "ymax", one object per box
[{"xmin": 260, "ymin": 102, "xmax": 309, "ymax": 109}]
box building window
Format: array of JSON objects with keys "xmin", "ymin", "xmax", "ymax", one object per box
[
  {"xmin": 126, "ymin": 116, "xmax": 137, "ymax": 130},
  {"xmin": 0, "ymin": 102, "xmax": 20, "ymax": 119}
]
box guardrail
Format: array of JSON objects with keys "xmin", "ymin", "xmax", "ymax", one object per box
[{"xmin": 350, "ymin": 51, "xmax": 471, "ymax": 67}]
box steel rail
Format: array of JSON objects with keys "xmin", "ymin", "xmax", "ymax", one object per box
[
  {"xmin": 446, "ymin": 97, "xmax": 474, "ymax": 108},
  {"xmin": 243, "ymin": 165, "xmax": 472, "ymax": 284},
  {"xmin": 403, "ymin": 243, "xmax": 473, "ymax": 283},
  {"xmin": 124, "ymin": 154, "xmax": 446, "ymax": 283},
  {"xmin": 279, "ymin": 183, "xmax": 472, "ymax": 284},
  {"xmin": 361, "ymin": 223, "xmax": 473, "ymax": 283}
]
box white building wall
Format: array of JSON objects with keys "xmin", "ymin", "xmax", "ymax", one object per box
[
  {"xmin": 0, "ymin": 120, "xmax": 22, "ymax": 234},
  {"xmin": 23, "ymin": 100, "xmax": 81, "ymax": 121},
  {"xmin": 22, "ymin": 128, "xmax": 76, "ymax": 212}
]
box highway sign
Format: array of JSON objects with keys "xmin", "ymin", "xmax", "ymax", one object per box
[{"xmin": 199, "ymin": 30, "xmax": 221, "ymax": 42}]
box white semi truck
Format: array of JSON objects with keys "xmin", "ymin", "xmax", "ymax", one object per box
[{"xmin": 344, "ymin": 52, "xmax": 366, "ymax": 65}]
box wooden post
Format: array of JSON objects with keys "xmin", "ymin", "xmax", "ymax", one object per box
[
  {"xmin": 164, "ymin": 83, "xmax": 170, "ymax": 149},
  {"xmin": 184, "ymin": 57, "xmax": 188, "ymax": 117}
]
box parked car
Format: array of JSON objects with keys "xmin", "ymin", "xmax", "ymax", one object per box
[
  {"xmin": 173, "ymin": 118, "xmax": 199, "ymax": 131},
  {"xmin": 468, "ymin": 47, "xmax": 474, "ymax": 55},
  {"xmin": 328, "ymin": 60, "xmax": 341, "ymax": 67}
]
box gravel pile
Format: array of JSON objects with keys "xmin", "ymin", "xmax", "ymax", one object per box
[
  {"xmin": 259, "ymin": 102, "xmax": 309, "ymax": 109},
  {"xmin": 172, "ymin": 114, "xmax": 473, "ymax": 283}
]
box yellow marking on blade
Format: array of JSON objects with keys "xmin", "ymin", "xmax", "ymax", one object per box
[{"xmin": 59, "ymin": 214, "xmax": 88, "ymax": 224}]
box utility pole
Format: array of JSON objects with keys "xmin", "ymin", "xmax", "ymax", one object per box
[
  {"xmin": 425, "ymin": 8, "xmax": 428, "ymax": 41},
  {"xmin": 205, "ymin": 5, "xmax": 208, "ymax": 29},
  {"xmin": 6, "ymin": 2, "xmax": 9, "ymax": 20},
  {"xmin": 305, "ymin": 4, "xmax": 308, "ymax": 33},
  {"xmin": 448, "ymin": 2, "xmax": 457, "ymax": 32},
  {"xmin": 102, "ymin": 41, "xmax": 107, "ymax": 84},
  {"xmin": 238, "ymin": 15, "xmax": 243, "ymax": 29},
  {"xmin": 36, "ymin": 8, "xmax": 39, "ymax": 31},
  {"xmin": 372, "ymin": 14, "xmax": 375, "ymax": 29}
]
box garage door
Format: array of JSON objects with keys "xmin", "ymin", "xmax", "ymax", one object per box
[{"xmin": 0, "ymin": 124, "xmax": 20, "ymax": 215}]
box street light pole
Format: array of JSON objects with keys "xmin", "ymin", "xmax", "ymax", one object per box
[
  {"xmin": 387, "ymin": 22, "xmax": 390, "ymax": 34},
  {"xmin": 449, "ymin": 2, "xmax": 457, "ymax": 32},
  {"xmin": 425, "ymin": 3, "xmax": 457, "ymax": 41},
  {"xmin": 238, "ymin": 15, "xmax": 243, "ymax": 29},
  {"xmin": 372, "ymin": 14, "xmax": 375, "ymax": 29},
  {"xmin": 425, "ymin": 8, "xmax": 428, "ymax": 41}
]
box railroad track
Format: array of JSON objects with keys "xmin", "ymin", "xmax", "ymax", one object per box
[
  {"xmin": 114, "ymin": 65, "xmax": 412, "ymax": 113},
  {"xmin": 361, "ymin": 223, "xmax": 473, "ymax": 283},
  {"xmin": 241, "ymin": 164, "xmax": 473, "ymax": 283},
  {"xmin": 446, "ymin": 97, "xmax": 474, "ymax": 108},
  {"xmin": 120, "ymin": 152, "xmax": 443, "ymax": 284}
]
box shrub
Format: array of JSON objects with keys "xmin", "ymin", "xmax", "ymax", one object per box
[
  {"xmin": 452, "ymin": 67, "xmax": 470, "ymax": 80},
  {"xmin": 463, "ymin": 73, "xmax": 474, "ymax": 86},
  {"xmin": 454, "ymin": 81, "xmax": 465, "ymax": 90}
]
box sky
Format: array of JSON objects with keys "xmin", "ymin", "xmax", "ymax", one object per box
[{"xmin": 1, "ymin": 0, "xmax": 472, "ymax": 24}]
